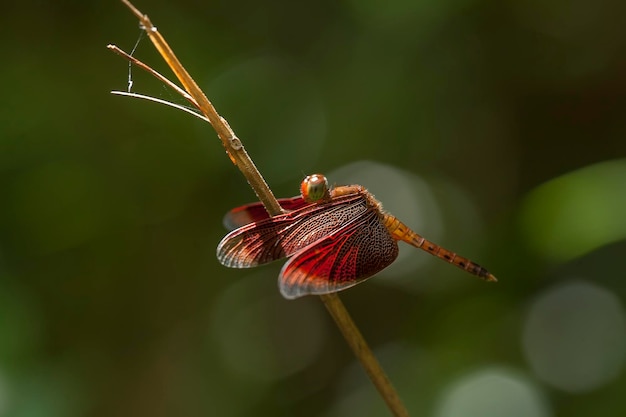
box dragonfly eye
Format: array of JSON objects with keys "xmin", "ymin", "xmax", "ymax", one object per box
[{"xmin": 301, "ymin": 174, "xmax": 330, "ymax": 203}]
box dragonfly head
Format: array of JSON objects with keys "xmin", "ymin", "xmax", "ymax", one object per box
[{"xmin": 301, "ymin": 174, "xmax": 330, "ymax": 203}]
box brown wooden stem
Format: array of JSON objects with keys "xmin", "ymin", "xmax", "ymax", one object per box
[
  {"xmin": 119, "ymin": 0, "xmax": 281, "ymax": 215},
  {"xmin": 320, "ymin": 293, "xmax": 409, "ymax": 416},
  {"xmin": 113, "ymin": 2, "xmax": 409, "ymax": 415}
]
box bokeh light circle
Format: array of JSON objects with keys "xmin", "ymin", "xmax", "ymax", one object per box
[
  {"xmin": 210, "ymin": 273, "xmax": 328, "ymax": 383},
  {"xmin": 522, "ymin": 280, "xmax": 626, "ymax": 392},
  {"xmin": 433, "ymin": 367, "xmax": 551, "ymax": 417}
]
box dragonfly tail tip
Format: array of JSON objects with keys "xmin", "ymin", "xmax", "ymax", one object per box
[{"xmin": 486, "ymin": 273, "xmax": 498, "ymax": 283}]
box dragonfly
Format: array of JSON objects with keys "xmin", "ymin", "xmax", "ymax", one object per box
[{"xmin": 217, "ymin": 174, "xmax": 496, "ymax": 299}]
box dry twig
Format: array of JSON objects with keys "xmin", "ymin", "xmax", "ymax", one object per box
[{"xmin": 108, "ymin": 2, "xmax": 409, "ymax": 415}]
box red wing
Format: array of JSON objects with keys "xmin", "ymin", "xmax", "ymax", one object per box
[
  {"xmin": 217, "ymin": 194, "xmax": 369, "ymax": 268},
  {"xmin": 223, "ymin": 196, "xmax": 311, "ymax": 231},
  {"xmin": 279, "ymin": 209, "xmax": 399, "ymax": 299}
]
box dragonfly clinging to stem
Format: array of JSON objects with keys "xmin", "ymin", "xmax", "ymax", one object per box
[{"xmin": 217, "ymin": 174, "xmax": 497, "ymax": 299}]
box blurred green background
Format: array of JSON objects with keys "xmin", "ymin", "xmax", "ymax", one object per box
[{"xmin": 1, "ymin": 0, "xmax": 626, "ymax": 416}]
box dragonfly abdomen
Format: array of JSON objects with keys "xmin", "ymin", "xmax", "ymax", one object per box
[{"xmin": 382, "ymin": 214, "xmax": 497, "ymax": 282}]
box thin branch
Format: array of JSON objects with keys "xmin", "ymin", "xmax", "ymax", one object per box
[
  {"xmin": 110, "ymin": 91, "xmax": 209, "ymax": 122},
  {"xmin": 320, "ymin": 293, "xmax": 409, "ymax": 416},
  {"xmin": 118, "ymin": 0, "xmax": 281, "ymax": 214},
  {"xmin": 107, "ymin": 44, "xmax": 200, "ymax": 110},
  {"xmin": 111, "ymin": 2, "xmax": 409, "ymax": 416}
]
